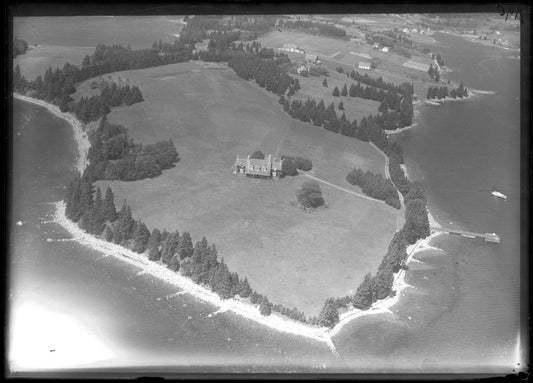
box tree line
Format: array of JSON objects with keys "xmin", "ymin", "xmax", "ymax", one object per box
[
  {"xmin": 64, "ymin": 174, "xmax": 327, "ymax": 324},
  {"xmin": 426, "ymin": 82, "xmax": 468, "ymax": 99},
  {"xmin": 346, "ymin": 168, "xmax": 401, "ymax": 209},
  {"xmin": 348, "ymin": 70, "xmax": 414, "ymax": 96},
  {"xmin": 71, "ymin": 83, "xmax": 144, "ymax": 122},
  {"xmin": 323, "ymin": 177, "xmax": 431, "ymax": 320},
  {"xmin": 83, "ymin": 116, "xmax": 179, "ymax": 182},
  {"xmin": 279, "ymin": 19, "xmax": 347, "ymax": 39}
]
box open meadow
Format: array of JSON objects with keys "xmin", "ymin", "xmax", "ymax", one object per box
[
  {"xmin": 80, "ymin": 61, "xmax": 399, "ymax": 316},
  {"xmin": 258, "ymin": 30, "xmax": 438, "ymax": 101}
]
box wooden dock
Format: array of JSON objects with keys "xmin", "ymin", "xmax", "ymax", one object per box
[{"xmin": 432, "ymin": 227, "xmax": 500, "ymax": 243}]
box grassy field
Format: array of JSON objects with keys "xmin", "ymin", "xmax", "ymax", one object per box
[
  {"xmin": 258, "ymin": 30, "xmax": 439, "ymax": 103},
  {"xmin": 81, "ymin": 61, "xmax": 398, "ymax": 316},
  {"xmin": 293, "ymin": 69, "xmax": 381, "ymax": 123}
]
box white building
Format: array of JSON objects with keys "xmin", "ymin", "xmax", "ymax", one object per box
[
  {"xmin": 296, "ymin": 65, "xmax": 308, "ymax": 74},
  {"xmin": 358, "ymin": 61, "xmax": 371, "ymax": 70},
  {"xmin": 380, "ymin": 46, "xmax": 389, "ymax": 52}
]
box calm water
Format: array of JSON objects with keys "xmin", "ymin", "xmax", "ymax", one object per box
[
  {"xmin": 334, "ymin": 33, "xmax": 523, "ymax": 373},
  {"xmin": 9, "ymin": 27, "xmax": 524, "ymax": 374}
]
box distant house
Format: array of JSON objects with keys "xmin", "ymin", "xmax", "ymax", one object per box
[
  {"xmin": 380, "ymin": 46, "xmax": 389, "ymax": 53},
  {"xmin": 358, "ymin": 61, "xmax": 371, "ymax": 70},
  {"xmin": 372, "ymin": 43, "xmax": 380, "ymax": 49},
  {"xmin": 402, "ymin": 27, "xmax": 410, "ymax": 34},
  {"xmin": 304, "ymin": 53, "xmax": 320, "ymax": 64},
  {"xmin": 89, "ymin": 81, "xmax": 99, "ymax": 89},
  {"xmin": 233, "ymin": 154, "xmax": 283, "ymax": 178},
  {"xmin": 411, "ymin": 28, "xmax": 418, "ymax": 34},
  {"xmin": 296, "ymin": 65, "xmax": 308, "ymax": 74}
]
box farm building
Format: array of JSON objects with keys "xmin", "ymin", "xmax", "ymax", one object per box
[
  {"xmin": 233, "ymin": 154, "xmax": 283, "ymax": 178},
  {"xmin": 89, "ymin": 81, "xmax": 99, "ymax": 89},
  {"xmin": 296, "ymin": 65, "xmax": 309, "ymax": 74},
  {"xmin": 358, "ymin": 61, "xmax": 371, "ymax": 70},
  {"xmin": 304, "ymin": 54, "xmax": 320, "ymax": 64},
  {"xmin": 380, "ymin": 46, "xmax": 389, "ymax": 52}
]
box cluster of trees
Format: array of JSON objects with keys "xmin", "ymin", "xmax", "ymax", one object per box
[
  {"xmin": 296, "ymin": 181, "xmax": 325, "ymax": 208},
  {"xmin": 280, "ymin": 19, "xmax": 347, "ymax": 39},
  {"xmin": 70, "ymin": 82, "xmax": 144, "ymax": 122},
  {"xmin": 281, "ymin": 155, "xmax": 313, "ymax": 171},
  {"xmin": 433, "ymin": 53, "xmax": 445, "ymax": 67},
  {"xmin": 427, "ymin": 64, "xmax": 440, "ymax": 82},
  {"xmin": 14, "ymin": 40, "xmax": 192, "ymax": 105},
  {"xmin": 330, "ymin": 82, "xmax": 414, "ymax": 130},
  {"xmin": 426, "ymin": 82, "xmax": 468, "ymax": 99},
  {"xmin": 83, "ymin": 117, "xmax": 179, "ymax": 182},
  {"xmin": 228, "ymin": 51, "xmax": 297, "ymax": 95},
  {"xmin": 346, "ymin": 168, "xmax": 401, "ymax": 209},
  {"xmin": 366, "ymin": 32, "xmax": 414, "ymax": 57},
  {"xmin": 282, "ymin": 97, "xmax": 358, "ymax": 137},
  {"xmin": 325, "ymin": 177, "xmax": 430, "ymax": 319},
  {"xmin": 348, "ymin": 70, "xmax": 414, "ymax": 96},
  {"xmin": 385, "ymin": 29, "xmax": 414, "ymax": 49},
  {"xmin": 13, "ymin": 37, "xmax": 29, "ymax": 57},
  {"xmin": 100, "ymin": 83, "xmax": 143, "ymax": 107}
]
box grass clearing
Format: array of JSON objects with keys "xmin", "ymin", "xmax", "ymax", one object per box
[{"xmin": 86, "ymin": 61, "xmax": 398, "ymax": 316}]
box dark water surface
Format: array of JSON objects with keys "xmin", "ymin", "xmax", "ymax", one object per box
[{"xmin": 9, "ymin": 29, "xmax": 524, "ymax": 374}]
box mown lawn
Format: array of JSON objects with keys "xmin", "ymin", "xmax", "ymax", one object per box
[{"xmin": 82, "ymin": 61, "xmax": 398, "ymax": 316}]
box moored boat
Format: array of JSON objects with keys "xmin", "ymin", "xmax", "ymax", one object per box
[{"xmin": 491, "ymin": 190, "xmax": 507, "ymax": 200}]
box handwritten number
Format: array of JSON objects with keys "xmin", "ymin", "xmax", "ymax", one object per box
[{"xmin": 497, "ymin": 5, "xmax": 523, "ymax": 24}]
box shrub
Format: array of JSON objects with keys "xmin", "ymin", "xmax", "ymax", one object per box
[
  {"xmin": 294, "ymin": 156, "xmax": 313, "ymax": 171},
  {"xmin": 296, "ymin": 181, "xmax": 324, "ymax": 208},
  {"xmin": 281, "ymin": 158, "xmax": 298, "ymax": 176}
]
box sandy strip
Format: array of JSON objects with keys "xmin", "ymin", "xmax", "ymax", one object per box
[
  {"xmin": 26, "ymin": 90, "xmax": 445, "ymax": 347},
  {"xmin": 327, "ymin": 230, "xmax": 443, "ymax": 338},
  {"xmin": 14, "ymin": 93, "xmax": 89, "ymax": 174}
]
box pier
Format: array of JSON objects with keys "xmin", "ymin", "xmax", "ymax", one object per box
[{"xmin": 432, "ymin": 227, "xmax": 500, "ymax": 243}]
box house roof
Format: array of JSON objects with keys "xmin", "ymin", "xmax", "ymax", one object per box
[
  {"xmin": 234, "ymin": 154, "xmax": 283, "ymax": 174},
  {"xmin": 359, "ymin": 61, "xmax": 371, "ymax": 66}
]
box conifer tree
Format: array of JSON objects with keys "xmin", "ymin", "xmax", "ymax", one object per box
[
  {"xmin": 177, "ymin": 231, "xmax": 194, "ymax": 259},
  {"xmin": 161, "ymin": 231, "xmax": 180, "ymax": 264},
  {"xmin": 103, "ymin": 187, "xmax": 117, "ymax": 222},
  {"xmin": 352, "ymin": 273, "xmax": 374, "ymax": 309},
  {"xmin": 147, "ymin": 228, "xmax": 162, "ymax": 261},
  {"xmin": 104, "ymin": 225, "xmax": 114, "ymax": 242},
  {"xmin": 338, "ymin": 101, "xmax": 344, "ymax": 110},
  {"xmin": 132, "ymin": 221, "xmax": 150, "ymax": 253},
  {"xmin": 238, "ymin": 277, "xmax": 252, "ymax": 298},
  {"xmin": 332, "ymin": 86, "xmax": 340, "ymax": 97},
  {"xmin": 341, "ymin": 83, "xmax": 348, "ymax": 96},
  {"xmin": 259, "ymin": 297, "xmax": 272, "ymax": 316},
  {"xmin": 318, "ymin": 298, "xmax": 339, "ymax": 327},
  {"xmin": 322, "ymin": 78, "xmax": 328, "ymax": 87}
]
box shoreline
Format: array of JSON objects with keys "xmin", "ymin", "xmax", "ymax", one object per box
[
  {"xmin": 13, "ymin": 93, "xmax": 89, "ymax": 174},
  {"xmin": 18, "ymin": 89, "xmax": 443, "ymax": 348}
]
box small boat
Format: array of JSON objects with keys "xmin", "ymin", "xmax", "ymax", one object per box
[{"xmin": 491, "ymin": 190, "xmax": 507, "ymax": 200}]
